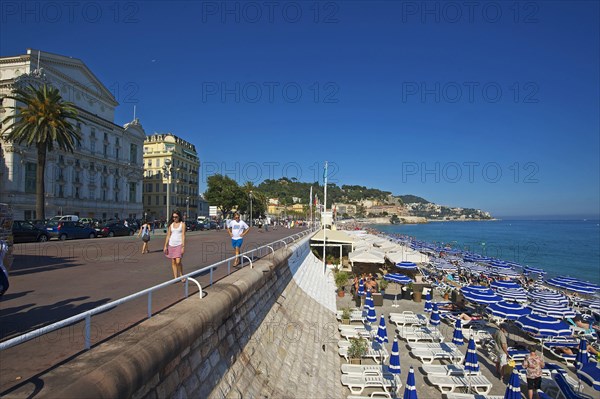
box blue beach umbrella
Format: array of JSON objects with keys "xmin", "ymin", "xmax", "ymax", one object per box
[
  {"xmin": 523, "ymin": 265, "xmax": 546, "ymax": 275},
  {"xmin": 527, "ymin": 289, "xmax": 568, "ymax": 304},
  {"xmin": 487, "ymin": 301, "xmax": 532, "ymax": 320},
  {"xmin": 516, "ymin": 313, "xmax": 572, "ymax": 338},
  {"xmin": 504, "ymin": 369, "xmax": 521, "ymax": 399},
  {"xmin": 575, "ymin": 338, "xmax": 589, "ymax": 369},
  {"xmin": 496, "ymin": 287, "xmax": 529, "ymax": 302},
  {"xmin": 396, "ymin": 261, "xmax": 418, "ymax": 270},
  {"xmin": 452, "ymin": 319, "xmax": 464, "ymax": 345},
  {"xmin": 546, "ymin": 277, "xmax": 599, "ymax": 294},
  {"xmin": 389, "ymin": 338, "xmax": 401, "ymax": 375},
  {"xmin": 424, "ymin": 291, "xmax": 432, "ymax": 313},
  {"xmin": 430, "ymin": 303, "xmax": 440, "ymax": 327},
  {"xmin": 357, "ymin": 278, "xmax": 365, "ymax": 297},
  {"xmin": 384, "ymin": 273, "xmax": 413, "ymax": 284},
  {"xmin": 528, "ymin": 300, "xmax": 577, "ymax": 319},
  {"xmin": 463, "ymin": 337, "xmax": 480, "ymax": 374},
  {"xmin": 376, "ymin": 314, "xmax": 389, "ymax": 344},
  {"xmin": 490, "ymin": 280, "xmax": 521, "ymax": 290},
  {"xmin": 577, "ymin": 363, "xmax": 600, "ymax": 392},
  {"xmin": 403, "ymin": 367, "xmax": 418, "ymax": 399},
  {"xmin": 462, "ymin": 289, "xmax": 503, "ymax": 305},
  {"xmin": 364, "ymin": 291, "xmax": 377, "ymax": 323}
]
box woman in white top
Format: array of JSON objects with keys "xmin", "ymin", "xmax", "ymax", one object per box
[{"xmin": 163, "ymin": 210, "xmax": 186, "ymax": 280}]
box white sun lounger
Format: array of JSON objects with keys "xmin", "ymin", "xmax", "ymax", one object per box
[
  {"xmin": 443, "ymin": 394, "xmax": 503, "ymax": 399},
  {"xmin": 390, "ymin": 313, "xmax": 428, "ymax": 327},
  {"xmin": 400, "ymin": 329, "xmax": 444, "ymax": 343},
  {"xmin": 461, "ymin": 328, "xmax": 494, "ymax": 344},
  {"xmin": 421, "ymin": 364, "xmax": 481, "ymax": 376},
  {"xmin": 337, "ymin": 310, "xmax": 366, "ymax": 323},
  {"xmin": 341, "ymin": 373, "xmax": 402, "ymax": 395},
  {"xmin": 408, "ymin": 342, "xmax": 458, "ymax": 351},
  {"xmin": 340, "ymin": 328, "xmax": 375, "ymax": 341},
  {"xmin": 347, "ymin": 392, "xmax": 392, "ymax": 399},
  {"xmin": 427, "ymin": 374, "xmax": 493, "ymax": 394},
  {"xmin": 411, "ymin": 348, "xmax": 465, "ymax": 364},
  {"xmin": 341, "ymin": 364, "xmax": 392, "ymax": 375},
  {"xmin": 339, "ymin": 347, "xmax": 390, "ymax": 364}
]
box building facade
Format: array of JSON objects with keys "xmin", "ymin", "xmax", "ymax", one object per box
[
  {"xmin": 142, "ymin": 133, "xmax": 200, "ymax": 221},
  {"xmin": 0, "ymin": 49, "xmax": 145, "ymax": 220}
]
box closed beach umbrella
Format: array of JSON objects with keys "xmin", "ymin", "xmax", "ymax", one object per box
[
  {"xmin": 524, "ymin": 265, "xmax": 546, "ymax": 275},
  {"xmin": 504, "ymin": 369, "xmax": 521, "ymax": 399},
  {"xmin": 577, "ymin": 363, "xmax": 600, "ymax": 392},
  {"xmin": 516, "ymin": 313, "xmax": 572, "ymax": 338},
  {"xmin": 575, "ymin": 338, "xmax": 589, "ymax": 369},
  {"xmin": 403, "ymin": 366, "xmax": 418, "ymax": 399},
  {"xmin": 424, "ymin": 291, "xmax": 432, "ymax": 313},
  {"xmin": 376, "ymin": 314, "xmax": 388, "ymax": 344},
  {"xmin": 487, "ymin": 301, "xmax": 532, "ymax": 320},
  {"xmin": 452, "ymin": 319, "xmax": 464, "ymax": 345},
  {"xmin": 528, "ymin": 300, "xmax": 577, "ymax": 319},
  {"xmin": 463, "ymin": 337, "xmax": 480, "ymax": 374},
  {"xmin": 430, "ymin": 303, "xmax": 440, "ymax": 327},
  {"xmin": 389, "ymin": 338, "xmax": 401, "ymax": 375},
  {"xmin": 357, "ymin": 278, "xmax": 365, "ymax": 297},
  {"xmin": 546, "ymin": 277, "xmax": 599, "ymax": 294},
  {"xmin": 364, "ymin": 291, "xmax": 377, "ymax": 323}
]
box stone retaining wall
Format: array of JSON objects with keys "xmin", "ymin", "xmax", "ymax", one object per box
[{"xmin": 10, "ymin": 236, "xmax": 342, "ymax": 399}]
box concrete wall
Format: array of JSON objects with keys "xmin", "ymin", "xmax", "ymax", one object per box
[{"xmin": 10, "ymin": 236, "xmax": 342, "ymax": 398}]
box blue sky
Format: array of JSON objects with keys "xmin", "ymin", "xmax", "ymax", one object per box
[{"xmin": 2, "ymin": 1, "xmax": 599, "ymax": 217}]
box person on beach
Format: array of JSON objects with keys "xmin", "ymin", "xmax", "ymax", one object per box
[
  {"xmin": 522, "ymin": 345, "xmax": 544, "ymax": 399},
  {"xmin": 163, "ymin": 210, "xmax": 186, "ymax": 280},
  {"xmin": 493, "ymin": 323, "xmax": 510, "ymax": 378},
  {"xmin": 138, "ymin": 220, "xmax": 152, "ymax": 254},
  {"xmin": 227, "ymin": 212, "xmax": 249, "ymax": 267}
]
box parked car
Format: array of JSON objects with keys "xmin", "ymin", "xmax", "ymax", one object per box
[
  {"xmin": 47, "ymin": 221, "xmax": 97, "ymax": 240},
  {"xmin": 204, "ymin": 221, "xmax": 220, "ymax": 230},
  {"xmin": 185, "ymin": 221, "xmax": 203, "ymax": 231},
  {"xmin": 98, "ymin": 222, "xmax": 135, "ymax": 237},
  {"xmin": 49, "ymin": 215, "xmax": 79, "ymax": 222},
  {"xmin": 29, "ymin": 219, "xmax": 50, "ymax": 229},
  {"xmin": 12, "ymin": 220, "xmax": 50, "ymax": 243}
]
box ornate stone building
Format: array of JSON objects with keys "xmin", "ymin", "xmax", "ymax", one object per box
[
  {"xmin": 0, "ymin": 49, "xmax": 145, "ymax": 220},
  {"xmin": 142, "ymin": 133, "xmax": 200, "ymax": 221}
]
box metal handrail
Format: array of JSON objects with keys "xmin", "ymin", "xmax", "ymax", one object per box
[{"xmin": 0, "ymin": 225, "xmax": 318, "ymax": 352}]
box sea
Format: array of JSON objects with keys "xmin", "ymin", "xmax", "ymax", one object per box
[{"xmin": 373, "ymin": 219, "xmax": 600, "ymax": 285}]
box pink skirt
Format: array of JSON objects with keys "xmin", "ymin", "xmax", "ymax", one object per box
[{"xmin": 166, "ymin": 244, "xmax": 183, "ymax": 259}]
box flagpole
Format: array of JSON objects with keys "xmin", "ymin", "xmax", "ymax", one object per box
[{"xmin": 323, "ymin": 161, "xmax": 328, "ymax": 275}]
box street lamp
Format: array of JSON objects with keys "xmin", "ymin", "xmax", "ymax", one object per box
[
  {"xmin": 249, "ymin": 190, "xmax": 253, "ymax": 227},
  {"xmin": 162, "ymin": 158, "xmax": 173, "ymax": 220},
  {"xmin": 186, "ymin": 196, "xmax": 189, "ymax": 221}
]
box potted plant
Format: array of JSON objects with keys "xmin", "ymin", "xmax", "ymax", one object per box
[
  {"xmin": 347, "ymin": 337, "xmax": 368, "ymax": 364},
  {"xmin": 341, "ymin": 307, "xmax": 351, "ymax": 325},
  {"xmin": 335, "ymin": 271, "xmax": 350, "ymax": 297},
  {"xmin": 378, "ymin": 278, "xmax": 389, "ymax": 294}
]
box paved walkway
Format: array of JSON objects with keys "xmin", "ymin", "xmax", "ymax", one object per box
[{"xmin": 0, "ymin": 227, "xmax": 308, "ymax": 394}]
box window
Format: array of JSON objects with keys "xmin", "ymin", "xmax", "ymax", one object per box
[
  {"xmin": 58, "ymin": 185, "xmax": 64, "ymax": 198},
  {"xmin": 129, "ymin": 182, "xmax": 136, "ymax": 203},
  {"xmin": 155, "ymin": 195, "xmax": 159, "ymax": 205},
  {"xmin": 147, "ymin": 196, "xmax": 152, "ymax": 205},
  {"xmin": 103, "ymin": 144, "xmax": 108, "ymax": 156},
  {"xmin": 155, "ymin": 183, "xmax": 159, "ymax": 192},
  {"xmin": 115, "ymin": 148, "xmax": 119, "ymax": 160},
  {"xmin": 147, "ymin": 183, "xmax": 153, "ymax": 192},
  {"xmin": 25, "ymin": 162, "xmax": 36, "ymax": 193},
  {"xmin": 115, "ymin": 192, "xmax": 119, "ymax": 202},
  {"xmin": 74, "ymin": 171, "xmax": 80, "ymax": 183},
  {"xmin": 103, "ymin": 190, "xmax": 107, "ymax": 201},
  {"xmin": 163, "ymin": 184, "xmax": 166, "ymax": 192},
  {"xmin": 116, "ymin": 138, "xmax": 120, "ymax": 146},
  {"xmin": 24, "ymin": 210, "xmax": 36, "ymax": 220},
  {"xmin": 75, "ymin": 187, "xmax": 80, "ymax": 199},
  {"xmin": 91, "ymin": 141, "xmax": 96, "ymax": 154},
  {"xmin": 148, "ymin": 159, "xmax": 152, "ymax": 167},
  {"xmin": 163, "ymin": 195, "xmax": 167, "ymax": 205},
  {"xmin": 103, "ymin": 132, "xmax": 108, "ymax": 141},
  {"xmin": 130, "ymin": 144, "xmax": 138, "ymax": 164}
]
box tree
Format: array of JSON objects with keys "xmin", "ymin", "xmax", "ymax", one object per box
[
  {"xmin": 2, "ymin": 83, "xmax": 82, "ymax": 220},
  {"xmin": 204, "ymin": 174, "xmax": 244, "ymax": 218}
]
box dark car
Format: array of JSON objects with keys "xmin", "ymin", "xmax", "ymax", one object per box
[
  {"xmin": 185, "ymin": 221, "xmax": 203, "ymax": 231},
  {"xmin": 48, "ymin": 221, "xmax": 97, "ymax": 240},
  {"xmin": 98, "ymin": 222, "xmax": 135, "ymax": 237},
  {"xmin": 204, "ymin": 221, "xmax": 220, "ymax": 230},
  {"xmin": 12, "ymin": 220, "xmax": 50, "ymax": 243}
]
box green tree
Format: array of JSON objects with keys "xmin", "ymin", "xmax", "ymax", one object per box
[
  {"xmin": 204, "ymin": 174, "xmax": 244, "ymax": 218},
  {"xmin": 1, "ymin": 83, "xmax": 82, "ymax": 220}
]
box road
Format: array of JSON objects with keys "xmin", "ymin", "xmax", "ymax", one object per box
[{"xmin": 0, "ymin": 226, "xmax": 310, "ymax": 394}]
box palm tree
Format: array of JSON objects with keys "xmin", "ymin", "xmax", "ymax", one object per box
[{"xmin": 2, "ymin": 83, "xmax": 82, "ymax": 220}]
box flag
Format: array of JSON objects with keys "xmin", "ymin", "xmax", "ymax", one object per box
[
  {"xmin": 309, "ymin": 186, "xmax": 313, "ymax": 209},
  {"xmin": 323, "ymin": 161, "xmax": 328, "ymax": 183}
]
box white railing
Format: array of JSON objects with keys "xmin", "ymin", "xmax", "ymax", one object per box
[{"xmin": 0, "ymin": 225, "xmax": 319, "ymax": 352}]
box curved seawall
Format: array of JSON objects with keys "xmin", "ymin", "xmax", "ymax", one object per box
[{"xmin": 9, "ymin": 235, "xmax": 343, "ymax": 398}]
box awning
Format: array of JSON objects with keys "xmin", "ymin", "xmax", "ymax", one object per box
[{"xmin": 310, "ymin": 229, "xmax": 355, "ymax": 244}]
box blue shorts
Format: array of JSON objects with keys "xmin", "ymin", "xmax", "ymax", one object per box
[{"xmin": 232, "ymin": 238, "xmax": 243, "ymax": 248}]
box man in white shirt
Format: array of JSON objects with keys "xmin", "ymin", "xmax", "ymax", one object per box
[{"xmin": 227, "ymin": 212, "xmax": 250, "ymax": 267}]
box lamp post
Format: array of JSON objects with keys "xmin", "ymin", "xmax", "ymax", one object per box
[
  {"xmin": 249, "ymin": 190, "xmax": 253, "ymax": 227},
  {"xmin": 162, "ymin": 159, "xmax": 172, "ymax": 220},
  {"xmin": 186, "ymin": 196, "xmax": 189, "ymax": 221}
]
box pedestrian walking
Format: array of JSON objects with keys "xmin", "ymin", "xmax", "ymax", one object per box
[
  {"xmin": 227, "ymin": 212, "xmax": 249, "ymax": 267},
  {"xmin": 138, "ymin": 220, "xmax": 152, "ymax": 254},
  {"xmin": 163, "ymin": 210, "xmax": 186, "ymax": 281}
]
